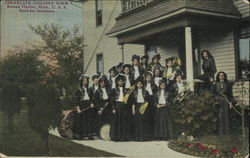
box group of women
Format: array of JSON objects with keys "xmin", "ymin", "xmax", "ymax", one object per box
[{"xmin": 72, "ymin": 50, "xmax": 233, "ymax": 141}]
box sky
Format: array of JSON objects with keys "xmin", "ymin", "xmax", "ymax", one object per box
[{"xmin": 1, "ymin": 0, "xmax": 84, "ymax": 57}]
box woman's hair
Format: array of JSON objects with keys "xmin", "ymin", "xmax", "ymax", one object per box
[
  {"xmin": 201, "ymin": 50, "xmax": 214, "ymax": 61},
  {"xmin": 80, "ymin": 77, "xmax": 89, "ymax": 87},
  {"xmin": 153, "ymin": 67, "xmax": 163, "ymax": 77},
  {"xmin": 215, "ymin": 71, "xmax": 228, "ymax": 82}
]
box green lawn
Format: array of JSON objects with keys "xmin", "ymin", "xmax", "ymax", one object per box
[{"xmin": 0, "ymin": 111, "xmax": 121, "ymax": 157}]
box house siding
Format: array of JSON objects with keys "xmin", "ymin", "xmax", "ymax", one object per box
[
  {"xmin": 199, "ymin": 30, "xmax": 236, "ymax": 80},
  {"xmin": 83, "ymin": 0, "xmax": 144, "ymax": 75},
  {"xmin": 233, "ymin": 0, "xmax": 250, "ymax": 18}
]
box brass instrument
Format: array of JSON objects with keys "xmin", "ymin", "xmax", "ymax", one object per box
[
  {"xmin": 163, "ymin": 57, "xmax": 182, "ymax": 79},
  {"xmin": 139, "ymin": 102, "xmax": 149, "ymax": 115},
  {"xmin": 173, "ymin": 81, "xmax": 193, "ymax": 103},
  {"xmin": 123, "ymin": 85, "xmax": 136, "ymax": 104}
]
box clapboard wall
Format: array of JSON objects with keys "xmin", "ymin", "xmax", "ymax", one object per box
[
  {"xmin": 199, "ymin": 30, "xmax": 236, "ymax": 80},
  {"xmin": 233, "ymin": 0, "xmax": 250, "ymax": 18}
]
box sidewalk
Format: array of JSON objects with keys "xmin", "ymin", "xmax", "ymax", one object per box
[{"xmin": 50, "ymin": 129, "xmax": 198, "ymax": 157}]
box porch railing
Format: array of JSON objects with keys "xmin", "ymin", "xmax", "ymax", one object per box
[{"xmin": 121, "ymin": 0, "xmax": 155, "ymax": 13}]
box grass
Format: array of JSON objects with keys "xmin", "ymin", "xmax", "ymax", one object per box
[{"xmin": 0, "ymin": 111, "xmax": 121, "ymax": 157}]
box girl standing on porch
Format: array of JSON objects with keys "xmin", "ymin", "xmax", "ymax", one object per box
[
  {"xmin": 131, "ymin": 55, "xmax": 143, "ymax": 82},
  {"xmin": 153, "ymin": 66, "xmax": 163, "ymax": 87},
  {"xmin": 131, "ymin": 77, "xmax": 150, "ymax": 141},
  {"xmin": 163, "ymin": 57, "xmax": 182, "ymax": 85},
  {"xmin": 212, "ymin": 71, "xmax": 233, "ymax": 135},
  {"xmin": 154, "ymin": 79, "xmax": 174, "ymax": 140},
  {"xmin": 197, "ymin": 50, "xmax": 217, "ymax": 89},
  {"xmin": 148, "ymin": 54, "xmax": 163, "ymax": 72}
]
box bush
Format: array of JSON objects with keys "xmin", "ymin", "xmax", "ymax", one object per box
[{"xmin": 172, "ymin": 90, "xmax": 218, "ymax": 136}]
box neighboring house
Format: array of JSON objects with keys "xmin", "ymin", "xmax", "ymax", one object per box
[{"xmin": 83, "ymin": 0, "xmax": 249, "ymax": 99}]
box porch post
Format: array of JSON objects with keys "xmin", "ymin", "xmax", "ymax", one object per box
[{"xmin": 185, "ymin": 26, "xmax": 194, "ymax": 90}]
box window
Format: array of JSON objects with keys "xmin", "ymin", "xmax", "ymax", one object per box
[
  {"xmin": 96, "ymin": 0, "xmax": 103, "ymax": 26},
  {"xmin": 96, "ymin": 54, "xmax": 104, "ymax": 75},
  {"xmin": 238, "ymin": 23, "xmax": 250, "ymax": 80},
  {"xmin": 145, "ymin": 45, "xmax": 157, "ymax": 62}
]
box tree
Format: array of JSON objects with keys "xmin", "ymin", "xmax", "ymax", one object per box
[
  {"xmin": 27, "ymin": 84, "xmax": 61, "ymax": 154},
  {"xmin": 0, "ymin": 51, "xmax": 48, "ymax": 133},
  {"xmin": 29, "ymin": 24, "xmax": 85, "ymax": 110}
]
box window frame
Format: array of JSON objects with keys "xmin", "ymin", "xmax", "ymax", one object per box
[{"xmin": 96, "ymin": 53, "xmax": 104, "ymax": 75}]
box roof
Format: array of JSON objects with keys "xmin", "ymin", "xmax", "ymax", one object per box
[{"xmin": 107, "ymin": 0, "xmax": 241, "ymax": 36}]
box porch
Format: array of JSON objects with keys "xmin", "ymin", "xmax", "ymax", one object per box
[{"xmin": 107, "ymin": 0, "xmax": 241, "ymax": 82}]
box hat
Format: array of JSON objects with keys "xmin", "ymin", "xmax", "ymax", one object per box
[
  {"xmin": 115, "ymin": 74, "xmax": 126, "ymax": 82},
  {"xmin": 141, "ymin": 54, "xmax": 149, "ymax": 60},
  {"xmin": 99, "ymin": 75, "xmax": 108, "ymax": 83},
  {"xmin": 131, "ymin": 54, "xmax": 140, "ymax": 61},
  {"xmin": 135, "ymin": 76, "xmax": 144, "ymax": 83},
  {"xmin": 79, "ymin": 74, "xmax": 90, "ymax": 81},
  {"xmin": 152, "ymin": 54, "xmax": 161, "ymax": 60},
  {"xmin": 109, "ymin": 66, "xmax": 117, "ymax": 73},
  {"xmin": 174, "ymin": 70, "xmax": 184, "ymax": 78},
  {"xmin": 165, "ymin": 57, "xmax": 174, "ymax": 63},
  {"xmin": 91, "ymin": 74, "xmax": 101, "ymax": 81},
  {"xmin": 145, "ymin": 71, "xmax": 154, "ymax": 77},
  {"xmin": 159, "ymin": 78, "xmax": 167, "ymax": 86},
  {"xmin": 122, "ymin": 64, "xmax": 132, "ymax": 69},
  {"xmin": 116, "ymin": 62, "xmax": 124, "ymax": 69}
]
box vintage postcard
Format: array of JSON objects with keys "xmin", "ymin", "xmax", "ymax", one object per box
[{"xmin": 0, "ymin": 0, "xmax": 249, "ymax": 158}]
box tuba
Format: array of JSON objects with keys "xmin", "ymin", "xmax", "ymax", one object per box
[{"xmin": 123, "ymin": 85, "xmax": 136, "ymax": 104}]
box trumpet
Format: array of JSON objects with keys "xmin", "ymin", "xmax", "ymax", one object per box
[{"xmin": 123, "ymin": 85, "xmax": 136, "ymax": 104}]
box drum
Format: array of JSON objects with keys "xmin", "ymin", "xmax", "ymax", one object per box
[{"xmin": 99, "ymin": 124, "xmax": 111, "ymax": 141}]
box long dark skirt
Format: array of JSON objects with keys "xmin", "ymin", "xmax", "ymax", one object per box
[
  {"xmin": 110, "ymin": 101, "xmax": 130, "ymax": 141},
  {"xmin": 133, "ymin": 103, "xmax": 147, "ymax": 141},
  {"xmin": 144, "ymin": 97, "xmax": 155, "ymax": 140},
  {"xmin": 216, "ymin": 96, "xmax": 230, "ymax": 135},
  {"xmin": 96, "ymin": 100, "xmax": 111, "ymax": 136},
  {"xmin": 154, "ymin": 106, "xmax": 174, "ymax": 140},
  {"xmin": 73, "ymin": 100, "xmax": 96, "ymax": 139},
  {"xmin": 197, "ymin": 72, "xmax": 213, "ymax": 89}
]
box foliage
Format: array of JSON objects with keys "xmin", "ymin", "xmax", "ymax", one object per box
[
  {"xmin": 171, "ymin": 90, "xmax": 218, "ymax": 136},
  {"xmin": 0, "ymin": 51, "xmax": 49, "ymax": 93},
  {"xmin": 27, "ymin": 83, "xmax": 62, "ymax": 153},
  {"xmin": 29, "ymin": 24, "xmax": 85, "ymax": 109}
]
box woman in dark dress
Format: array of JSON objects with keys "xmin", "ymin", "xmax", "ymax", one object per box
[
  {"xmin": 110, "ymin": 74, "xmax": 130, "ymax": 141},
  {"xmin": 131, "ymin": 55, "xmax": 143, "ymax": 82},
  {"xmin": 148, "ymin": 54, "xmax": 163, "ymax": 72},
  {"xmin": 154, "ymin": 79, "xmax": 174, "ymax": 140},
  {"xmin": 153, "ymin": 66, "xmax": 163, "ymax": 87},
  {"xmin": 213, "ymin": 71, "xmax": 233, "ymax": 135},
  {"xmin": 109, "ymin": 66, "xmax": 118, "ymax": 89},
  {"xmin": 131, "ymin": 77, "xmax": 150, "ymax": 141},
  {"xmin": 140, "ymin": 54, "xmax": 149, "ymax": 74},
  {"xmin": 94, "ymin": 75, "xmax": 112, "ymax": 137},
  {"xmin": 73, "ymin": 75, "xmax": 95, "ymax": 140},
  {"xmin": 197, "ymin": 50, "xmax": 217, "ymax": 89},
  {"xmin": 143, "ymin": 71, "xmax": 158, "ymax": 140}
]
